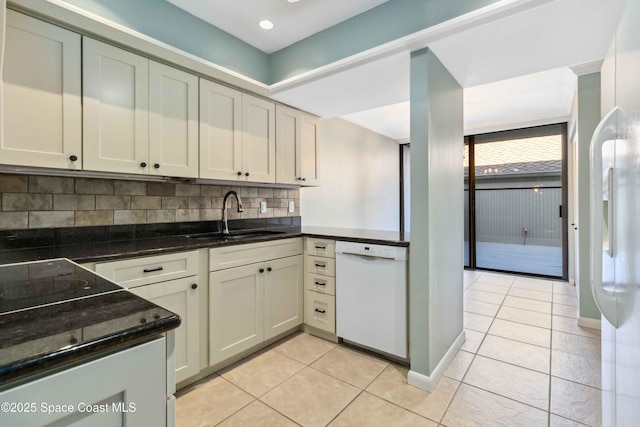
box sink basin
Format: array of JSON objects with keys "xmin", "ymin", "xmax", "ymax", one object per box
[{"xmin": 186, "ymin": 229, "xmax": 286, "ymax": 241}]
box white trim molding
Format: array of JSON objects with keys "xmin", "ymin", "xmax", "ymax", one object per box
[
  {"xmin": 569, "ymin": 60, "xmax": 604, "ymax": 77},
  {"xmin": 578, "ymin": 317, "xmax": 602, "ymax": 330},
  {"xmin": 407, "ymin": 330, "xmax": 465, "ymax": 392}
]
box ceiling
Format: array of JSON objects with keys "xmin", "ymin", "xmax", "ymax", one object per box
[
  {"xmin": 269, "ymin": 0, "xmax": 626, "ymax": 140},
  {"xmin": 165, "ymin": 0, "xmax": 626, "ymax": 142},
  {"xmin": 342, "ymin": 67, "xmax": 577, "ymax": 139},
  {"xmin": 165, "ymin": 0, "xmax": 389, "ymax": 53}
]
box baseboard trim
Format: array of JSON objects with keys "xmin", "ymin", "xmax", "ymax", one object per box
[
  {"xmin": 407, "ymin": 330, "xmax": 465, "ymax": 392},
  {"xmin": 578, "ymin": 316, "xmax": 602, "ymax": 330}
]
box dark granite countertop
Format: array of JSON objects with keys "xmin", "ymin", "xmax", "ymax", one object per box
[
  {"xmin": 0, "ymin": 218, "xmax": 302, "ymax": 265},
  {"xmin": 302, "ymin": 226, "xmax": 410, "ymax": 247},
  {"xmin": 0, "ymin": 286, "xmax": 180, "ymax": 388}
]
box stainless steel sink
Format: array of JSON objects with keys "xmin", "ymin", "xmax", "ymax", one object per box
[{"xmin": 185, "ymin": 229, "xmax": 286, "ymax": 241}]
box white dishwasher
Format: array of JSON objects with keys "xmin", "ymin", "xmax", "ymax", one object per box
[{"xmin": 335, "ymin": 241, "xmax": 408, "ymax": 358}]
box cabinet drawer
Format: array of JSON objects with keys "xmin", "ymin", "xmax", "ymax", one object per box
[
  {"xmin": 305, "ymin": 273, "xmax": 335, "ymax": 295},
  {"xmin": 304, "ymin": 238, "xmax": 335, "ymax": 258},
  {"xmin": 95, "ymin": 251, "xmax": 199, "ymax": 288},
  {"xmin": 305, "ymin": 256, "xmax": 335, "ymax": 277},
  {"xmin": 209, "ymin": 238, "xmax": 303, "ymax": 271},
  {"xmin": 304, "ymin": 290, "xmax": 335, "ymax": 333}
]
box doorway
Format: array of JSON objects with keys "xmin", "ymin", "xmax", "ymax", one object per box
[{"xmin": 464, "ymin": 123, "xmax": 568, "ymax": 279}]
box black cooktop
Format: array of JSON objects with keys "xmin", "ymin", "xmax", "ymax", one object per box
[{"xmin": 0, "ymin": 259, "xmax": 123, "ymax": 315}]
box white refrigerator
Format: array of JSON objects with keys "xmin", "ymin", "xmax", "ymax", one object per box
[{"xmin": 591, "ymin": 0, "xmax": 640, "ymax": 425}]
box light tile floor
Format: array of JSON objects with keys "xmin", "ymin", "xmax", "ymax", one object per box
[{"xmin": 176, "ymin": 271, "xmax": 602, "ymax": 426}]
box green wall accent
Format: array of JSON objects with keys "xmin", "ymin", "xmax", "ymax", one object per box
[
  {"xmin": 63, "ymin": 0, "xmax": 271, "ymax": 83},
  {"xmin": 270, "ymin": 0, "xmax": 500, "ymax": 83},
  {"xmin": 61, "ymin": 0, "xmax": 501, "ymax": 84},
  {"xmin": 409, "ymin": 48, "xmax": 464, "ymax": 378},
  {"xmin": 576, "ymin": 73, "xmax": 602, "ymax": 320}
]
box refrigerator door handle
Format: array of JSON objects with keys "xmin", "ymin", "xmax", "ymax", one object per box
[{"xmin": 589, "ymin": 106, "xmax": 621, "ymax": 327}]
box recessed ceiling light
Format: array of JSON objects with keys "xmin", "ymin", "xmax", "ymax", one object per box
[
  {"xmin": 288, "ymin": 0, "xmax": 301, "ymax": 3},
  {"xmin": 259, "ymin": 20, "xmax": 274, "ymax": 30}
]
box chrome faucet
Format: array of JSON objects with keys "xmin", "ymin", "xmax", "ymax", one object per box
[{"xmin": 221, "ymin": 190, "xmax": 244, "ymax": 234}]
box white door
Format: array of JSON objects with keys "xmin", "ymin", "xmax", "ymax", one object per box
[
  {"xmin": 199, "ymin": 79, "xmax": 243, "ymax": 180},
  {"xmin": 275, "ymin": 105, "xmax": 300, "ymax": 185},
  {"xmin": 264, "ymin": 255, "xmax": 303, "ymax": 339},
  {"xmin": 300, "ymin": 113, "xmax": 320, "ymax": 186},
  {"xmin": 129, "ymin": 277, "xmax": 199, "ymax": 383},
  {"xmin": 242, "ymin": 94, "xmax": 275, "ymax": 183},
  {"xmin": 149, "ymin": 61, "xmax": 198, "ymax": 178},
  {"xmin": 209, "ymin": 264, "xmax": 264, "ymax": 365},
  {"xmin": 1, "ymin": 11, "xmax": 81, "ymax": 169},
  {"xmin": 83, "ymin": 38, "xmax": 149, "ymax": 174}
]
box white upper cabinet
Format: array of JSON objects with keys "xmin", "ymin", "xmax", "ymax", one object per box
[
  {"xmin": 300, "ymin": 113, "xmax": 320, "ymax": 186},
  {"xmin": 1, "ymin": 11, "xmax": 81, "ymax": 170},
  {"xmin": 149, "ymin": 61, "xmax": 199, "ymax": 178},
  {"xmin": 199, "ymin": 79, "xmax": 243, "ymax": 181},
  {"xmin": 83, "ymin": 38, "xmax": 149, "ymax": 174},
  {"xmin": 241, "ymin": 93, "xmax": 276, "ymax": 183},
  {"xmin": 200, "ymin": 79, "xmax": 275, "ymax": 183},
  {"xmin": 83, "ymin": 38, "xmax": 198, "ymax": 177},
  {"xmin": 275, "ymin": 105, "xmax": 320, "ymax": 186}
]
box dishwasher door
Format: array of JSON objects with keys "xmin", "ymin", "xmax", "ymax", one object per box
[{"xmin": 335, "ymin": 242, "xmax": 407, "ymax": 358}]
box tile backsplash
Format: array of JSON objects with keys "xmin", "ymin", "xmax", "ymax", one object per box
[{"xmin": 0, "ymin": 174, "xmax": 299, "ymax": 229}]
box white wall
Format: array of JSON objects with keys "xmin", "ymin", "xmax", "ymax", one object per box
[{"xmin": 300, "ymin": 118, "xmax": 400, "ymax": 231}]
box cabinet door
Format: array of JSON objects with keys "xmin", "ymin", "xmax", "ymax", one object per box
[
  {"xmin": 129, "ymin": 277, "xmax": 199, "ymax": 383},
  {"xmin": 264, "ymin": 255, "xmax": 304, "ymax": 340},
  {"xmin": 300, "ymin": 113, "xmax": 320, "ymax": 186},
  {"xmin": 0, "ymin": 338, "xmax": 167, "ymax": 427},
  {"xmin": 242, "ymin": 94, "xmax": 276, "ymax": 183},
  {"xmin": 199, "ymin": 79, "xmax": 243, "ymax": 180},
  {"xmin": 275, "ymin": 105, "xmax": 300, "ymax": 185},
  {"xmin": 209, "ymin": 264, "xmax": 264, "ymax": 365},
  {"xmin": 1, "ymin": 11, "xmax": 81, "ymax": 169},
  {"xmin": 83, "ymin": 37, "xmax": 149, "ymax": 174},
  {"xmin": 149, "ymin": 61, "xmax": 198, "ymax": 178}
]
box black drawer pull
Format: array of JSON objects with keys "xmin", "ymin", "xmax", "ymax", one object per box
[
  {"xmin": 314, "ymin": 263, "xmax": 326, "ymax": 268},
  {"xmin": 191, "ymin": 284, "xmax": 198, "ymax": 289},
  {"xmin": 143, "ymin": 266, "xmax": 164, "ymax": 273},
  {"xmin": 314, "ymin": 308, "xmax": 326, "ymax": 314},
  {"xmin": 267, "ymin": 267, "xmax": 272, "ymax": 272},
  {"xmin": 314, "ymin": 281, "xmax": 326, "ymax": 286},
  {"xmin": 259, "ymin": 268, "xmax": 265, "ymax": 273},
  {"xmin": 315, "ymin": 245, "xmax": 326, "ymax": 250},
  {"xmin": 69, "ymin": 155, "xmax": 78, "ymax": 162}
]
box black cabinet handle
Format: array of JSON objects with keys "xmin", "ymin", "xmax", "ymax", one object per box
[
  {"xmin": 315, "ymin": 245, "xmax": 326, "ymax": 250},
  {"xmin": 314, "ymin": 281, "xmax": 326, "ymax": 286},
  {"xmin": 191, "ymin": 284, "xmax": 198, "ymax": 289},
  {"xmin": 140, "ymin": 162, "xmax": 147, "ymax": 168},
  {"xmin": 245, "ymin": 172, "xmax": 250, "ymax": 177},
  {"xmin": 314, "ymin": 308, "xmax": 326, "ymax": 314},
  {"xmin": 237, "ymin": 171, "xmax": 242, "ymax": 176},
  {"xmin": 69, "ymin": 155, "xmax": 78, "ymax": 162},
  {"xmin": 154, "ymin": 163, "xmax": 160, "ymax": 169},
  {"xmin": 267, "ymin": 267, "xmax": 272, "ymax": 272},
  {"xmin": 315, "ymin": 263, "xmax": 326, "ymax": 268},
  {"xmin": 259, "ymin": 268, "xmax": 265, "ymax": 273},
  {"xmin": 143, "ymin": 266, "xmax": 163, "ymax": 273},
  {"xmin": 302, "ymin": 178, "xmax": 306, "ymax": 181},
  {"xmin": 296, "ymin": 177, "xmax": 302, "ymax": 181}
]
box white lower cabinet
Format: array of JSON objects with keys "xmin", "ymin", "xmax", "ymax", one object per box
[
  {"xmin": 129, "ymin": 277, "xmax": 200, "ymax": 383},
  {"xmin": 303, "ymin": 238, "xmax": 336, "ymax": 335},
  {"xmin": 0, "ymin": 338, "xmax": 168, "ymax": 427},
  {"xmin": 208, "ymin": 239, "xmax": 303, "ymax": 366},
  {"xmin": 95, "ymin": 251, "xmax": 200, "ymax": 384}
]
